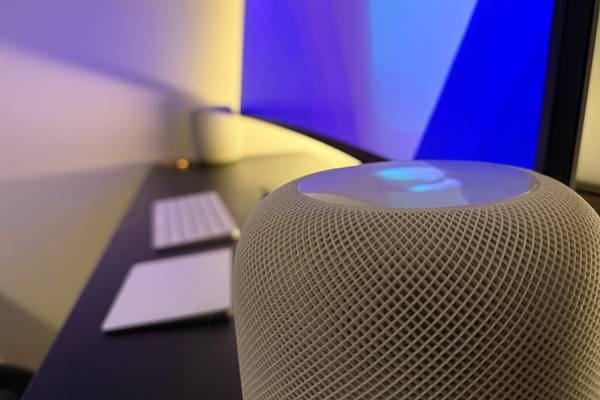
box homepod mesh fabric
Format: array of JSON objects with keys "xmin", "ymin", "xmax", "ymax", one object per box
[{"xmin": 233, "ymin": 171, "xmax": 600, "ymax": 400}]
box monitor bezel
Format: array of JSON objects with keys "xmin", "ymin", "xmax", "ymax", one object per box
[{"xmin": 536, "ymin": 0, "xmax": 599, "ymax": 185}]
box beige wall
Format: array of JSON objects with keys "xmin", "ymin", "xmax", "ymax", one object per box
[
  {"xmin": 0, "ymin": 0, "xmax": 244, "ymax": 370},
  {"xmin": 576, "ymin": 20, "xmax": 600, "ymax": 191}
]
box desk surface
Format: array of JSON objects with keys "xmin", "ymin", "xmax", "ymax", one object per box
[{"xmin": 24, "ymin": 153, "xmax": 342, "ymax": 400}]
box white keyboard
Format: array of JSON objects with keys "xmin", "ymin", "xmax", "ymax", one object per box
[{"xmin": 152, "ymin": 191, "xmax": 240, "ymax": 250}]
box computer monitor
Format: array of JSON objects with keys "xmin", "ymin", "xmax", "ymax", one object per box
[{"xmin": 240, "ymin": 0, "xmax": 598, "ymax": 184}]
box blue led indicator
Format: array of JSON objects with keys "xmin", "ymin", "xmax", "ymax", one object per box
[
  {"xmin": 375, "ymin": 166, "xmax": 445, "ymax": 182},
  {"xmin": 409, "ymin": 178, "xmax": 462, "ymax": 193}
]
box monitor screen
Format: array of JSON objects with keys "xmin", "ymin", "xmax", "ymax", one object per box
[{"xmin": 240, "ymin": 1, "xmax": 555, "ymax": 169}]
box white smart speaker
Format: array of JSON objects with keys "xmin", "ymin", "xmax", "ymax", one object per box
[{"xmin": 233, "ymin": 160, "xmax": 600, "ymax": 400}]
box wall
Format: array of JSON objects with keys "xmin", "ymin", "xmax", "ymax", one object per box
[
  {"xmin": 0, "ymin": 0, "xmax": 245, "ymax": 370},
  {"xmin": 576, "ymin": 17, "xmax": 600, "ymax": 190}
]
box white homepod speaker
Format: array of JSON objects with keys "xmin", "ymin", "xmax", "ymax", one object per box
[{"xmin": 233, "ymin": 160, "xmax": 600, "ymax": 400}]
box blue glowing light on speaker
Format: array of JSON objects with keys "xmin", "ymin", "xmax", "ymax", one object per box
[
  {"xmin": 375, "ymin": 166, "xmax": 445, "ymax": 182},
  {"xmin": 409, "ymin": 178, "xmax": 462, "ymax": 193}
]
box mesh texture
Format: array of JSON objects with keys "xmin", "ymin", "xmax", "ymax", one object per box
[{"xmin": 233, "ymin": 171, "xmax": 600, "ymax": 400}]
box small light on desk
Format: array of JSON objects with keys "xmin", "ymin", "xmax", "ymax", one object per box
[{"xmin": 175, "ymin": 158, "xmax": 190, "ymax": 170}]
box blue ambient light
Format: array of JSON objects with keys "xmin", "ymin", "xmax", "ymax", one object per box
[{"xmin": 375, "ymin": 166, "xmax": 445, "ymax": 182}]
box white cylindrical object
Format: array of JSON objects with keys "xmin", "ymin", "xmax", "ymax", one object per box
[{"xmin": 192, "ymin": 111, "xmax": 243, "ymax": 165}]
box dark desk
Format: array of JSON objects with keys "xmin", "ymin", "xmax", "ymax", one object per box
[{"xmin": 24, "ymin": 153, "xmax": 343, "ymax": 400}]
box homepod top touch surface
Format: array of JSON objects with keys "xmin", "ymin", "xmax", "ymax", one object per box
[
  {"xmin": 233, "ymin": 161, "xmax": 600, "ymax": 400},
  {"xmin": 298, "ymin": 160, "xmax": 536, "ymax": 208}
]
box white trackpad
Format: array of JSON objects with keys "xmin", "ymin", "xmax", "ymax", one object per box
[{"xmin": 102, "ymin": 248, "xmax": 232, "ymax": 332}]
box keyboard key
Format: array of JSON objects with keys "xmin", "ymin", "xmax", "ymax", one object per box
[{"xmin": 151, "ymin": 191, "xmax": 239, "ymax": 250}]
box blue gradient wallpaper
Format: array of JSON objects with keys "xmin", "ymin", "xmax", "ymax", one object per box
[{"xmin": 241, "ymin": 1, "xmax": 554, "ymax": 168}]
